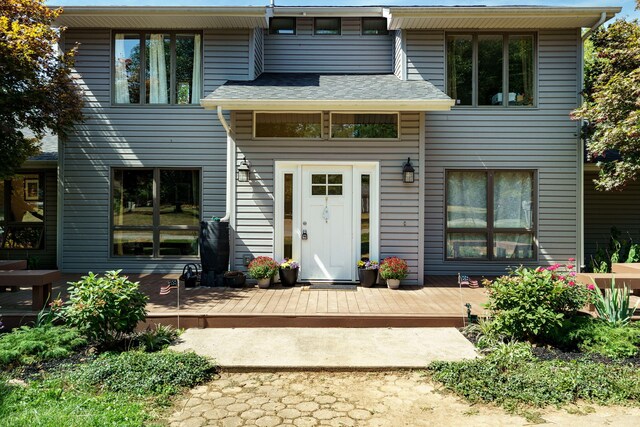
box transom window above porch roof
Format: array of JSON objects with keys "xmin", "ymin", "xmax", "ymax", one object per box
[{"xmin": 201, "ymin": 73, "xmax": 455, "ymax": 112}]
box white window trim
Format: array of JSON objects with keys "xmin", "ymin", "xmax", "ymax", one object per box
[
  {"xmin": 329, "ymin": 112, "xmax": 401, "ymax": 141},
  {"xmin": 253, "ymin": 111, "xmax": 323, "ymax": 140},
  {"xmin": 274, "ymin": 161, "xmax": 380, "ymax": 280}
]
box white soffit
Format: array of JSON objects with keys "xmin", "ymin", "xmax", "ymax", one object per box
[
  {"xmin": 385, "ymin": 7, "xmax": 621, "ymax": 30},
  {"xmin": 54, "ymin": 7, "xmax": 268, "ymax": 29}
]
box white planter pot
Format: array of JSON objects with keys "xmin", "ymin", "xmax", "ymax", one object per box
[
  {"xmin": 386, "ymin": 278, "xmax": 401, "ymax": 289},
  {"xmin": 257, "ymin": 278, "xmax": 271, "ymax": 289}
]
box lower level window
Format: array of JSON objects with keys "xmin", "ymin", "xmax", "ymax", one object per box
[
  {"xmin": 112, "ymin": 168, "xmax": 200, "ymax": 257},
  {"xmin": 445, "ymin": 169, "xmax": 535, "ymax": 260},
  {"xmin": 0, "ymin": 174, "xmax": 45, "ymax": 249}
]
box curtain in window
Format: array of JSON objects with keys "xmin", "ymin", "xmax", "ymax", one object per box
[
  {"xmin": 114, "ymin": 34, "xmax": 131, "ymax": 103},
  {"xmin": 148, "ymin": 34, "xmax": 168, "ymax": 104},
  {"xmin": 446, "ymin": 171, "xmax": 487, "ymax": 228},
  {"xmin": 493, "ymin": 171, "xmax": 533, "ymax": 229},
  {"xmin": 191, "ymin": 34, "xmax": 202, "ymax": 104}
]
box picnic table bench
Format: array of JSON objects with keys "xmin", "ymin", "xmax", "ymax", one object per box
[
  {"xmin": 0, "ymin": 270, "xmax": 60, "ymax": 311},
  {"xmin": 576, "ymin": 272, "xmax": 640, "ymax": 291},
  {"xmin": 0, "ymin": 260, "xmax": 28, "ymax": 292}
]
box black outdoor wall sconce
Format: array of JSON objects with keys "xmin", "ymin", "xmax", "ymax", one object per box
[{"xmin": 402, "ymin": 157, "xmax": 415, "ymax": 183}]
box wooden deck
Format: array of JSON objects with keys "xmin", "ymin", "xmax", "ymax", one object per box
[{"xmin": 0, "ymin": 273, "xmax": 489, "ymax": 328}]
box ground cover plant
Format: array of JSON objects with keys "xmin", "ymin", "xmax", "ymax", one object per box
[
  {"xmin": 428, "ymin": 342, "xmax": 640, "ymax": 416},
  {"xmin": 0, "ymin": 324, "xmax": 86, "ymax": 369}
]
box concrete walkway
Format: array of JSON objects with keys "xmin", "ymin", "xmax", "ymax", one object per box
[{"xmin": 171, "ymin": 327, "xmax": 477, "ymax": 369}]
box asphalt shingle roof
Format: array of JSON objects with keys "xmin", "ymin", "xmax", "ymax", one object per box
[{"xmin": 206, "ymin": 73, "xmax": 451, "ymax": 102}]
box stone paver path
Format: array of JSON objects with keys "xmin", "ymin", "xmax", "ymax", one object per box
[{"xmin": 167, "ymin": 371, "xmax": 640, "ymax": 427}]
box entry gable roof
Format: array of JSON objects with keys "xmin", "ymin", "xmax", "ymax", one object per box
[{"xmin": 201, "ymin": 73, "xmax": 455, "ymax": 112}]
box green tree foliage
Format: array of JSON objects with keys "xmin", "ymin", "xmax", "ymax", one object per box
[
  {"xmin": 572, "ymin": 19, "xmax": 640, "ymax": 190},
  {"xmin": 0, "ymin": 0, "xmax": 83, "ymax": 179}
]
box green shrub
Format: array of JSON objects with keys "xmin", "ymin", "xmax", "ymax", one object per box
[
  {"xmin": 484, "ymin": 264, "xmax": 590, "ymax": 341},
  {"xmin": 0, "ymin": 325, "xmax": 86, "ymax": 369},
  {"xmin": 136, "ymin": 324, "xmax": 180, "ymax": 352},
  {"xmin": 591, "ymin": 280, "xmax": 639, "ymax": 325},
  {"xmin": 73, "ymin": 350, "xmax": 216, "ymax": 396},
  {"xmin": 55, "ymin": 270, "xmax": 148, "ymax": 346},
  {"xmin": 428, "ymin": 342, "xmax": 640, "ymax": 411}
]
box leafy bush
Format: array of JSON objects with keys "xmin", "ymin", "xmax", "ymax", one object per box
[
  {"xmin": 591, "ymin": 280, "xmax": 639, "ymax": 325},
  {"xmin": 135, "ymin": 324, "xmax": 180, "ymax": 352},
  {"xmin": 247, "ymin": 256, "xmax": 279, "ymax": 280},
  {"xmin": 379, "ymin": 257, "xmax": 409, "ymax": 280},
  {"xmin": 54, "ymin": 270, "xmax": 148, "ymax": 346},
  {"xmin": 484, "ymin": 264, "xmax": 590, "ymax": 341},
  {"xmin": 428, "ymin": 342, "xmax": 640, "ymax": 411},
  {"xmin": 73, "ymin": 350, "xmax": 216, "ymax": 396},
  {"xmin": 547, "ymin": 316, "xmax": 640, "ymax": 359},
  {"xmin": 0, "ymin": 325, "xmax": 86, "ymax": 369}
]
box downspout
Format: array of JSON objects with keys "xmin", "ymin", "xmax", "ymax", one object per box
[
  {"xmin": 217, "ymin": 105, "xmax": 234, "ymax": 223},
  {"xmin": 577, "ymin": 12, "xmax": 607, "ymax": 270}
]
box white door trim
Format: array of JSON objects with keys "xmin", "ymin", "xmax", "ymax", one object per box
[{"xmin": 274, "ymin": 161, "xmax": 380, "ymax": 281}]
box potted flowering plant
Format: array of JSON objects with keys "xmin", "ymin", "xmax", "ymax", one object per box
[
  {"xmin": 379, "ymin": 257, "xmax": 408, "ymax": 289},
  {"xmin": 279, "ymin": 259, "xmax": 300, "ymax": 287},
  {"xmin": 357, "ymin": 259, "xmax": 379, "ymax": 287},
  {"xmin": 248, "ymin": 256, "xmax": 279, "ymax": 288}
]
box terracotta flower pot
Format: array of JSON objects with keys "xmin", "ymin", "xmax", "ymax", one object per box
[
  {"xmin": 279, "ymin": 268, "xmax": 298, "ymax": 287},
  {"xmin": 257, "ymin": 278, "xmax": 271, "ymax": 289},
  {"xmin": 386, "ymin": 278, "xmax": 401, "ymax": 289},
  {"xmin": 358, "ymin": 268, "xmax": 378, "ymax": 287}
]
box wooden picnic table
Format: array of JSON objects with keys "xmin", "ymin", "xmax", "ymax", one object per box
[
  {"xmin": 611, "ymin": 263, "xmax": 640, "ymax": 274},
  {"xmin": 0, "ymin": 270, "xmax": 60, "ymax": 311},
  {"xmin": 0, "ymin": 260, "xmax": 28, "ymax": 292}
]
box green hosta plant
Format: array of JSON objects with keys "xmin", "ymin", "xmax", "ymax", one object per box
[
  {"xmin": 54, "ymin": 270, "xmax": 148, "ymax": 346},
  {"xmin": 591, "ymin": 280, "xmax": 639, "ymax": 326}
]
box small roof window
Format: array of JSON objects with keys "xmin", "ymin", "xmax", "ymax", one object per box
[
  {"xmin": 362, "ymin": 17, "xmax": 388, "ymax": 35},
  {"xmin": 269, "ymin": 17, "xmax": 296, "ymax": 35},
  {"xmin": 315, "ymin": 17, "xmax": 341, "ymax": 35}
]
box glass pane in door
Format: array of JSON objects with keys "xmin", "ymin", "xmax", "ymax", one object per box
[{"xmin": 284, "ymin": 173, "xmax": 293, "ymax": 259}]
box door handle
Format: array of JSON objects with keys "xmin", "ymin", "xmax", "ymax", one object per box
[{"xmin": 301, "ymin": 229, "xmax": 308, "ymax": 240}]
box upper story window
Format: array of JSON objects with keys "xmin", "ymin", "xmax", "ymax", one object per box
[
  {"xmin": 362, "ymin": 18, "xmax": 388, "ymax": 35},
  {"xmin": 113, "ymin": 32, "xmax": 202, "ymax": 105},
  {"xmin": 269, "ymin": 17, "xmax": 296, "ymax": 35},
  {"xmin": 314, "ymin": 18, "xmax": 341, "ymax": 35},
  {"xmin": 446, "ymin": 34, "xmax": 535, "ymax": 107},
  {"xmin": 330, "ymin": 113, "xmax": 398, "ymax": 139},
  {"xmin": 254, "ymin": 112, "xmax": 322, "ymax": 139}
]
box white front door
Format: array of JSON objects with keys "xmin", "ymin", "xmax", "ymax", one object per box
[{"xmin": 300, "ymin": 165, "xmax": 353, "ymax": 281}]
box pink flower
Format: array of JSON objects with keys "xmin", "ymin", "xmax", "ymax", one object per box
[
  {"xmin": 566, "ymin": 264, "xmax": 575, "ymax": 270},
  {"xmin": 568, "ymin": 281, "xmax": 576, "ymax": 286},
  {"xmin": 558, "ymin": 275, "xmax": 565, "ymax": 281},
  {"xmin": 568, "ymin": 258, "xmax": 576, "ymax": 262},
  {"xmin": 569, "ymin": 271, "xmax": 577, "ymax": 277},
  {"xmin": 587, "ymin": 284, "xmax": 596, "ymax": 291}
]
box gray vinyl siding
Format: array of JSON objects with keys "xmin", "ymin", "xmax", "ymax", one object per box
[
  {"xmin": 0, "ymin": 168, "xmax": 57, "ymax": 269},
  {"xmin": 406, "ymin": 30, "xmax": 446, "ymax": 90},
  {"xmin": 263, "ymin": 17, "xmax": 393, "ymax": 74},
  {"xmin": 253, "ymin": 28, "xmax": 264, "ymax": 78},
  {"xmin": 584, "ymin": 171, "xmax": 640, "ymax": 264},
  {"xmin": 393, "ymin": 30, "xmax": 404, "ymax": 80},
  {"xmin": 415, "ymin": 29, "xmax": 581, "ymax": 276},
  {"xmin": 233, "ymin": 112, "xmax": 422, "ymax": 284},
  {"xmin": 61, "ymin": 29, "xmax": 251, "ymax": 273}
]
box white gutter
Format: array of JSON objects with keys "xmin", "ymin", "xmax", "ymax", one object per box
[
  {"xmin": 203, "ymin": 99, "xmax": 455, "ymax": 112},
  {"xmin": 582, "ymin": 12, "xmax": 608, "ymax": 41},
  {"xmin": 217, "ymin": 106, "xmax": 234, "ymax": 222}
]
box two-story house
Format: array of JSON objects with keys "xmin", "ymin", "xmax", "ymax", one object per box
[{"xmin": 5, "ymin": 4, "xmax": 618, "ymax": 285}]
